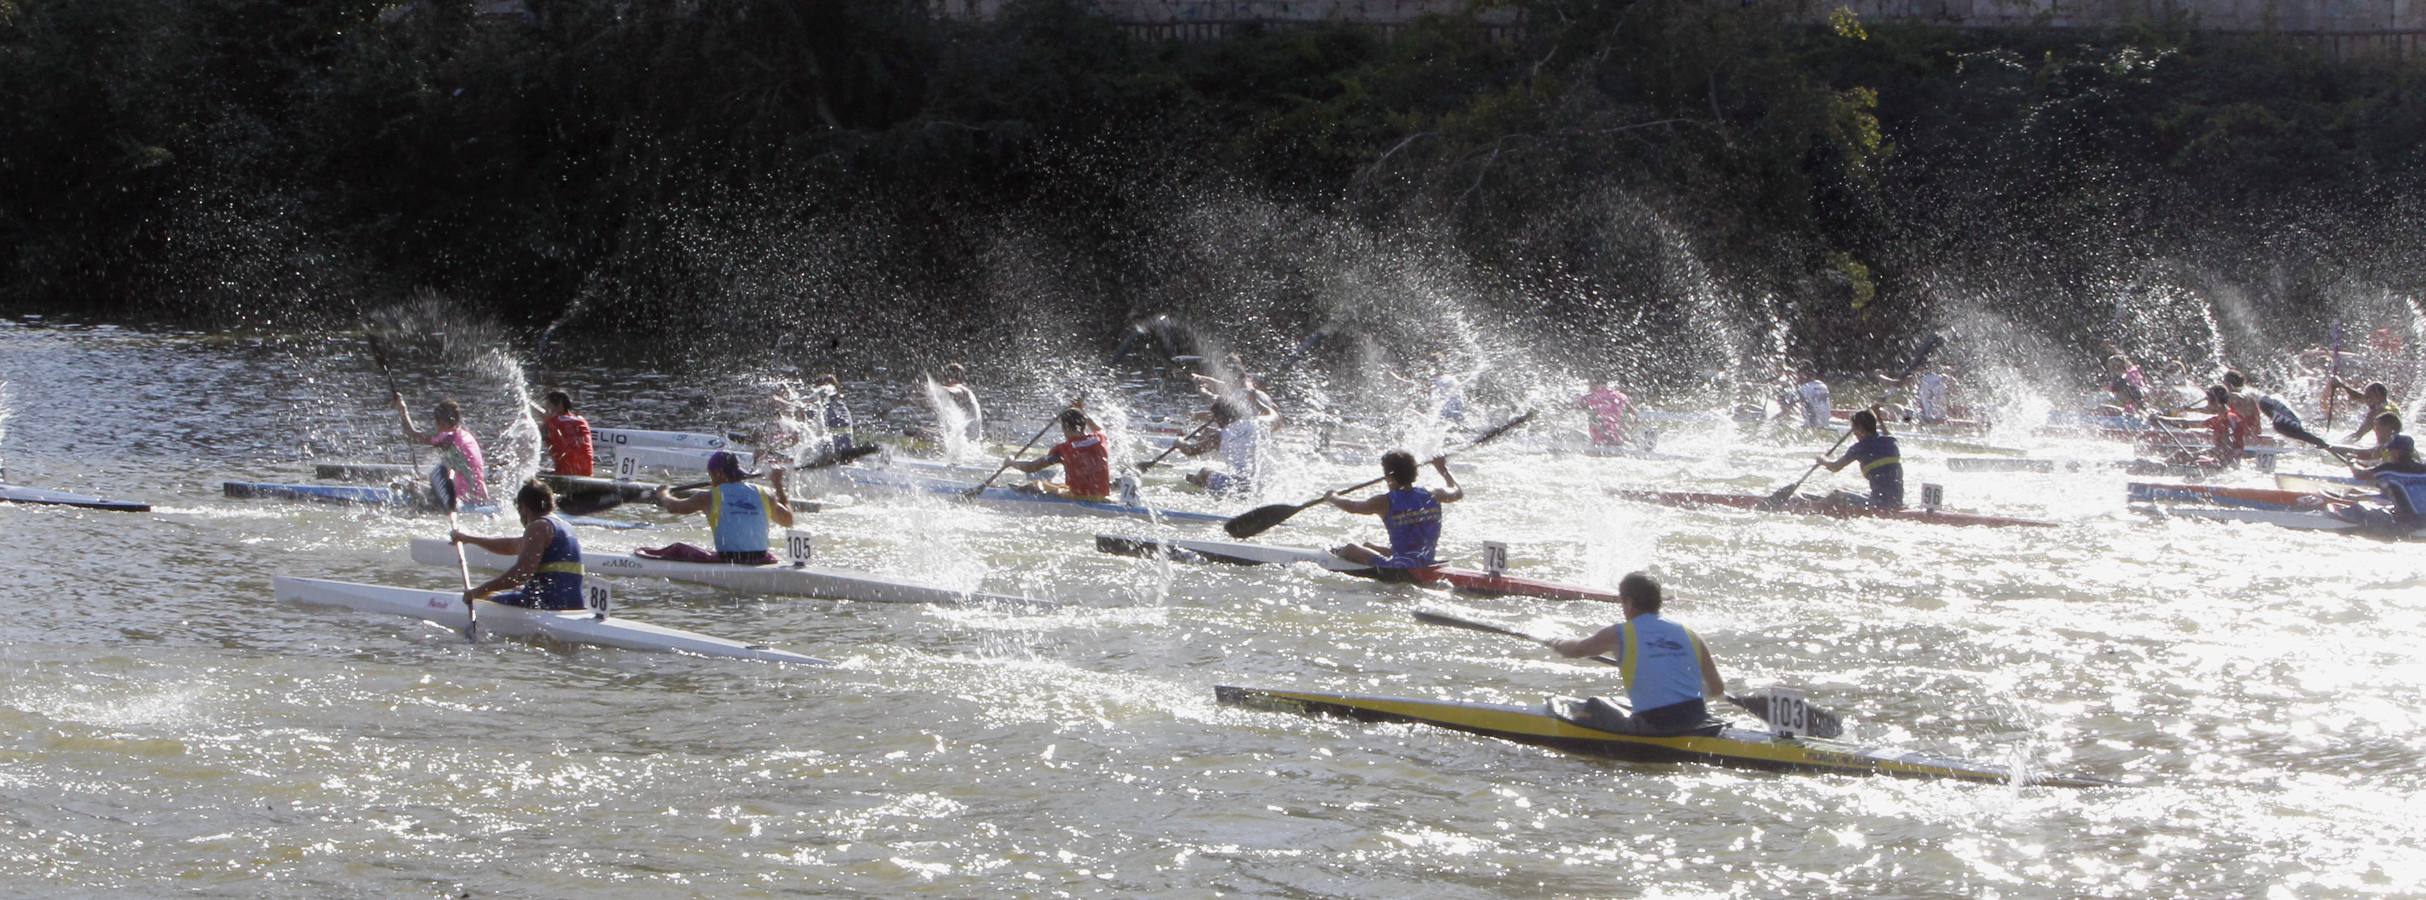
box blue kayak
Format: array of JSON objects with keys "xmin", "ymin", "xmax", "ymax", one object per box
[{"xmin": 0, "ymin": 484, "xmax": 151, "ymax": 512}]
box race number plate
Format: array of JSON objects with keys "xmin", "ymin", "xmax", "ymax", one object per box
[
  {"xmin": 616, "ymin": 452, "xmax": 641, "ymax": 483},
  {"xmin": 1481, "ymin": 541, "xmax": 1509, "ymax": 576},
  {"xmin": 1767, "ymin": 686, "xmax": 1811, "ymax": 739},
  {"xmin": 1920, "ymin": 483, "xmax": 1944, "ymax": 510},
  {"xmin": 785, "ymin": 529, "xmax": 813, "ymax": 565},
  {"xmin": 586, "ymin": 582, "xmax": 613, "ymax": 620}
]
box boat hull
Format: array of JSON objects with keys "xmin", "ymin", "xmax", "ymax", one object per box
[
  {"xmin": 2125, "ymin": 482, "xmax": 2329, "ymax": 511},
  {"xmin": 0, "ymin": 484, "xmax": 150, "ymax": 512},
  {"xmin": 1215, "ymin": 686, "xmax": 2108, "ymax": 787},
  {"xmin": 409, "ymin": 538, "xmax": 1045, "ymax": 607},
  {"xmin": 1609, "ymin": 490, "xmax": 2057, "ymax": 528},
  {"xmin": 813, "ymin": 466, "xmax": 1227, "ymax": 524},
  {"xmin": 1095, "ymin": 535, "xmax": 1625, "ymax": 603},
  {"xmin": 2135, "ymin": 505, "xmax": 2426, "ymax": 538},
  {"xmin": 272, "ymin": 576, "xmax": 827, "ymax": 664}
]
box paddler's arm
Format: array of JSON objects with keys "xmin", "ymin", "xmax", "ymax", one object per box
[
  {"xmin": 1007, "ymin": 449, "xmax": 1060, "ymax": 474},
  {"xmin": 1429, "ymin": 457, "xmax": 1464, "ymax": 504},
  {"xmin": 463, "ymin": 517, "xmax": 549, "ymax": 601},
  {"xmin": 1549, "ymin": 624, "xmax": 1623, "ymax": 659},
  {"xmin": 653, "ymin": 485, "xmax": 712, "ymax": 515},
  {"xmin": 764, "ymin": 470, "xmax": 796, "ymax": 528},
  {"xmin": 1325, "ymin": 492, "xmax": 1389, "ymax": 515},
  {"xmin": 450, "ymin": 527, "xmax": 526, "ymax": 557},
  {"xmin": 1696, "ymin": 638, "xmax": 1726, "ymax": 699},
  {"xmin": 391, "ymin": 392, "xmax": 432, "ymax": 443},
  {"xmin": 1816, "ymin": 450, "xmax": 1855, "ymax": 472}
]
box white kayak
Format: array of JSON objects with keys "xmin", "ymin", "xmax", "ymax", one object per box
[
  {"xmin": 273, "ymin": 576, "xmax": 828, "ymax": 664},
  {"xmin": 596, "ymin": 443, "xmax": 755, "ymax": 476},
  {"xmin": 408, "ymin": 538, "xmax": 1047, "ymax": 607},
  {"xmin": 808, "ymin": 465, "xmax": 1228, "ymax": 525},
  {"xmin": 2133, "ymin": 504, "xmax": 2426, "ymax": 537},
  {"xmin": 593, "ymin": 427, "xmax": 731, "ymax": 451}
]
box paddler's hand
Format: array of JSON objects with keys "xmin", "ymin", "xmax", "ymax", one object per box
[
  {"xmin": 461, "ymin": 589, "xmax": 481, "ymax": 606},
  {"xmin": 448, "ymin": 529, "xmax": 469, "ymax": 544},
  {"xmin": 389, "ymin": 391, "xmax": 407, "ymax": 412}
]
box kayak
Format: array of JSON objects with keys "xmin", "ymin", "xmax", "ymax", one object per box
[
  {"xmin": 1095, "ymin": 535, "xmax": 1625, "ymax": 604},
  {"xmin": 2277, "ymin": 473, "xmax": 2370, "ymax": 491},
  {"xmin": 409, "ymin": 537, "xmax": 1047, "ymax": 607},
  {"xmin": 2038, "ymin": 423, "xmax": 2289, "ymax": 450},
  {"xmin": 1609, "ymin": 490, "xmax": 2058, "ymax": 528},
  {"xmin": 1946, "ymin": 457, "xmax": 2233, "ymax": 478},
  {"xmin": 313, "ymin": 461, "xmax": 419, "ymax": 481},
  {"xmin": 1894, "ymin": 435, "xmax": 2030, "ymax": 457},
  {"xmin": 273, "ymin": 576, "xmax": 828, "ymax": 664},
  {"xmin": 2133, "ymin": 504, "xmax": 2426, "ymax": 538},
  {"xmin": 811, "ymin": 466, "xmax": 1228, "ymax": 525},
  {"xmin": 1215, "ymin": 685, "xmax": 2108, "ymax": 787},
  {"xmin": 0, "ymin": 484, "xmax": 151, "ymax": 512},
  {"xmin": 222, "ymin": 481, "xmax": 649, "ymax": 529},
  {"xmin": 595, "ymin": 443, "xmax": 754, "ymax": 476},
  {"xmin": 2125, "ymin": 482, "xmax": 2332, "ymax": 512},
  {"xmin": 593, "ymin": 427, "xmax": 730, "ymax": 451},
  {"xmin": 313, "ymin": 463, "xmax": 660, "ymax": 498}
]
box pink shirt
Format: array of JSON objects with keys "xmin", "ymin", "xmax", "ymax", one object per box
[
  {"xmin": 430, "ymin": 427, "xmax": 489, "ymax": 502},
  {"xmin": 1579, "ymin": 387, "xmax": 1632, "ymax": 445}
]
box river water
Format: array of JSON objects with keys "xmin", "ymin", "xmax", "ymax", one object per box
[{"xmin": 2, "ymin": 317, "xmax": 2422, "ymax": 897}]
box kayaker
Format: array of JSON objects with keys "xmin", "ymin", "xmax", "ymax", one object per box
[
  {"xmin": 452, "ymin": 479, "xmax": 585, "ymax": 610},
  {"xmin": 2330, "ymin": 380, "xmax": 2400, "ymax": 443},
  {"xmin": 2338, "ymin": 423, "xmax": 2426, "ymax": 530},
  {"xmin": 640, "ymin": 451, "xmax": 795, "ymax": 565},
  {"xmin": 392, "ymin": 393, "xmax": 489, "ymax": 504},
  {"xmin": 2338, "ymin": 411, "xmax": 2418, "ymax": 466},
  {"xmin": 1793, "ymin": 369, "xmax": 1832, "ymax": 429},
  {"xmin": 935, "ymin": 363, "xmax": 984, "ymax": 443},
  {"xmin": 2151, "ymin": 386, "xmax": 2248, "ymax": 466},
  {"xmin": 812, "ymin": 373, "xmax": 855, "ymax": 455},
  {"xmin": 1326, "ymin": 450, "xmax": 1462, "ymax": 569},
  {"xmin": 2222, "ymin": 370, "xmax": 2330, "ymax": 450},
  {"xmin": 1186, "ymin": 396, "xmax": 1273, "ymax": 496},
  {"xmin": 1577, "ymin": 377, "xmax": 1638, "ymax": 447},
  {"xmin": 532, "ymin": 389, "xmax": 595, "ymax": 476},
  {"xmin": 1006, "ymin": 407, "xmax": 1113, "ymax": 500},
  {"xmin": 2097, "ymin": 356, "xmax": 2149, "ymax": 416},
  {"xmin": 1874, "ymin": 366, "xmax": 1959, "ymax": 425},
  {"xmin": 1191, "ymin": 353, "xmax": 1281, "ymax": 422},
  {"xmin": 1544, "ymin": 572, "xmax": 1727, "ymax": 735},
  {"xmin": 1814, "ymin": 408, "xmax": 1904, "ymax": 508}
]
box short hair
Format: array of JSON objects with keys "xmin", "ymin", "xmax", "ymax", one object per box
[
  {"xmin": 2222, "ymin": 370, "xmax": 2246, "ymax": 389},
  {"xmin": 2379, "ymin": 411, "xmax": 2405, "ymax": 432},
  {"xmin": 1058, "ymin": 407, "xmax": 1090, "ymax": 432},
  {"xmin": 1850, "ymin": 409, "xmax": 1878, "ymax": 432},
  {"xmin": 434, "ymin": 399, "xmax": 463, "ymax": 427},
  {"xmin": 1210, "ymin": 396, "xmax": 1249, "ymax": 424},
  {"xmin": 2205, "ymin": 385, "xmax": 2229, "ymax": 405},
  {"xmin": 2366, "ymin": 382, "xmax": 2391, "ymax": 400},
  {"xmin": 814, "ymin": 373, "xmax": 839, "ymax": 388},
  {"xmin": 544, "ymin": 390, "xmax": 573, "ymax": 411},
  {"xmin": 514, "ymin": 478, "xmax": 557, "ymax": 515},
  {"xmin": 1381, "ymin": 450, "xmax": 1418, "ymax": 486},
  {"xmin": 1619, "ymin": 572, "xmax": 1662, "ymax": 611}
]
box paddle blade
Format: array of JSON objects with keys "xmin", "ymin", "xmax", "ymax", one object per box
[
  {"xmin": 1412, "ymin": 609, "xmax": 1540, "ymax": 642},
  {"xmin": 1463, "ymin": 409, "xmax": 1539, "ymax": 449},
  {"xmin": 1223, "ymin": 502, "xmax": 1304, "ymax": 539}
]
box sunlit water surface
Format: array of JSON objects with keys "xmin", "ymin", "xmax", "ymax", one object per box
[{"xmin": 3, "ymin": 320, "xmax": 2423, "ymax": 897}]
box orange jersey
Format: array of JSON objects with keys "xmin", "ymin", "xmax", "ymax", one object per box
[{"xmin": 544, "ymin": 412, "xmax": 595, "ymax": 476}]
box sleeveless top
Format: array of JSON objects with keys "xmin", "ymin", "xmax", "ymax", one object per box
[
  {"xmin": 528, "ymin": 514, "xmax": 585, "ymax": 610},
  {"xmin": 1614, "ymin": 613, "xmax": 1707, "ymax": 713},
  {"xmin": 1379, "ymin": 485, "xmax": 1443, "ymax": 568},
  {"xmin": 1581, "ymin": 387, "xmax": 1631, "ymax": 444},
  {"xmin": 544, "ymin": 413, "xmax": 594, "ymax": 476},
  {"xmin": 1050, "ymin": 432, "xmax": 1112, "ymax": 498},
  {"xmin": 1219, "ymin": 416, "xmax": 1266, "ymax": 487},
  {"xmin": 430, "ymin": 428, "xmax": 489, "ymax": 502},
  {"xmin": 1915, "ymin": 373, "xmax": 1951, "ymax": 422},
  {"xmin": 705, "ymin": 483, "xmax": 772, "ymax": 554},
  {"xmin": 1849, "ymin": 433, "xmax": 1904, "ymax": 507}
]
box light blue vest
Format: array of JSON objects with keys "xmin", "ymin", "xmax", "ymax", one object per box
[
  {"xmin": 705, "ymin": 483, "xmax": 771, "ymax": 554},
  {"xmin": 1615, "ymin": 613, "xmax": 1707, "ymax": 712}
]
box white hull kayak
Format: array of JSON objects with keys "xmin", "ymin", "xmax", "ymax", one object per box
[
  {"xmin": 0, "ymin": 484, "xmax": 151, "ymax": 512},
  {"xmin": 2134, "ymin": 505, "xmax": 2426, "ymax": 537},
  {"xmin": 408, "ymin": 538, "xmax": 1046, "ymax": 607},
  {"xmin": 809, "ymin": 465, "xmax": 1228, "ymax": 525},
  {"xmin": 596, "ymin": 443, "xmax": 755, "ymax": 476},
  {"xmin": 593, "ymin": 427, "xmax": 730, "ymax": 451},
  {"xmin": 273, "ymin": 576, "xmax": 827, "ymax": 664}
]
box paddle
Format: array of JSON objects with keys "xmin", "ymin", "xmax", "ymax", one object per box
[
  {"xmin": 365, "ymin": 331, "xmax": 422, "ymax": 470},
  {"xmin": 1412, "ymin": 609, "xmax": 1846, "ymax": 739},
  {"xmin": 432, "ymin": 462, "xmax": 477, "ymax": 642},
  {"xmin": 1760, "ymin": 334, "xmax": 1944, "ymax": 509},
  {"xmin": 558, "ymin": 445, "xmax": 878, "ymax": 515},
  {"xmin": 1223, "ymin": 410, "xmax": 1537, "ymax": 540},
  {"xmin": 1135, "ymin": 420, "xmax": 1216, "ymax": 472},
  {"xmin": 966, "ymin": 402, "xmax": 1077, "ymax": 498}
]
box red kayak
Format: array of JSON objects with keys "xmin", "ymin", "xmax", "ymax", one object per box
[
  {"xmin": 1608, "ymin": 490, "xmax": 2058, "ymax": 528},
  {"xmin": 1094, "ymin": 535, "xmax": 1624, "ymax": 604},
  {"xmin": 2125, "ymin": 482, "xmax": 2335, "ymax": 511}
]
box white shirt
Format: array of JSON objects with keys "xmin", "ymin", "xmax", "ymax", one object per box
[
  {"xmin": 1915, "ymin": 373, "xmax": 1950, "ymax": 421},
  {"xmin": 1796, "ymin": 380, "xmax": 1832, "ymax": 429},
  {"xmin": 1220, "ymin": 416, "xmax": 1267, "ymax": 484}
]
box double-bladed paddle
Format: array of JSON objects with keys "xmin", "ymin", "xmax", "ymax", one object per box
[
  {"xmin": 1760, "ymin": 334, "xmax": 1944, "ymax": 509},
  {"xmin": 967, "ymin": 404, "xmax": 1077, "ymax": 498},
  {"xmin": 1135, "ymin": 420, "xmax": 1216, "ymax": 472},
  {"xmin": 1222, "ymin": 410, "xmax": 1536, "ymax": 540},
  {"xmin": 557, "ymin": 444, "xmax": 878, "ymax": 516},
  {"xmin": 1411, "ymin": 609, "xmax": 1846, "ymax": 739},
  {"xmin": 365, "ymin": 331, "xmax": 423, "ymax": 470}
]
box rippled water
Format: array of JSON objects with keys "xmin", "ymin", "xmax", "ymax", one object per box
[{"xmin": 4, "ymin": 318, "xmax": 2424, "ymax": 897}]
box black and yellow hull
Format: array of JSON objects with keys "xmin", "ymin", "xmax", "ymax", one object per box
[{"xmin": 1215, "ymin": 685, "xmax": 2110, "ymax": 788}]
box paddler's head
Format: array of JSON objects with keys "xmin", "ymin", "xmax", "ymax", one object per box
[
  {"xmin": 706, "ymin": 451, "xmax": 754, "ymax": 485},
  {"xmin": 513, "ymin": 478, "xmax": 556, "ymax": 525},
  {"xmin": 1209, "ymin": 396, "xmax": 1248, "ymax": 427},
  {"xmin": 2375, "ymin": 412, "xmax": 2405, "ymax": 446},
  {"xmin": 2203, "ymin": 385, "xmax": 2230, "ymax": 409},
  {"xmin": 2105, "ymin": 356, "xmax": 2129, "ymax": 374},
  {"xmin": 1058, "ymin": 407, "xmax": 1091, "ymax": 439},
  {"xmin": 2222, "ymin": 370, "xmax": 2248, "ymax": 391},
  {"xmin": 2387, "ymin": 434, "xmax": 2417, "ymax": 465},
  {"xmin": 434, "ymin": 399, "xmax": 463, "ymax": 429},
  {"xmin": 814, "ymin": 373, "xmax": 840, "ymax": 397},
  {"xmin": 543, "ymin": 390, "xmax": 573, "ymax": 417},
  {"xmin": 1380, "ymin": 450, "xmax": 1418, "ymax": 489},
  {"xmin": 2364, "ymin": 382, "xmax": 2390, "ymax": 405},
  {"xmin": 1618, "ymin": 572, "xmax": 1663, "ymax": 619},
  {"xmin": 941, "ymin": 363, "xmax": 966, "ymax": 386},
  {"xmin": 1849, "ymin": 409, "xmax": 1880, "ymax": 437}
]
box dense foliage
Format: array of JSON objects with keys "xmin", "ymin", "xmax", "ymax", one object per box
[{"xmin": 2, "ymin": 0, "xmax": 2420, "ymax": 372}]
